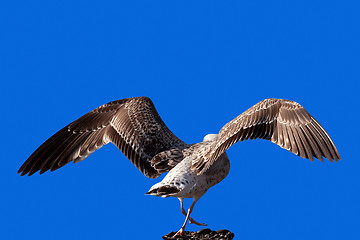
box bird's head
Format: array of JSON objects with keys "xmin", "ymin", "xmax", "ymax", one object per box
[{"xmin": 203, "ymin": 134, "xmax": 218, "ymax": 142}]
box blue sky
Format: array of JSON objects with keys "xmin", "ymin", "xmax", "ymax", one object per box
[{"xmin": 1, "ymin": 1, "xmax": 359, "ymax": 239}]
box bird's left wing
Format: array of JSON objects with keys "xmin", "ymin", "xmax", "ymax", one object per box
[
  {"xmin": 193, "ymin": 98, "xmax": 341, "ymax": 174},
  {"xmin": 18, "ymin": 97, "xmax": 187, "ymax": 178}
]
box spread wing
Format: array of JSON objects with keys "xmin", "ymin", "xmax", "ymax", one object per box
[
  {"xmin": 18, "ymin": 97, "xmax": 187, "ymax": 178},
  {"xmin": 193, "ymin": 98, "xmax": 341, "ymax": 174}
]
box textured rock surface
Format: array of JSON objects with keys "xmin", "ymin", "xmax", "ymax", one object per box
[{"xmin": 162, "ymin": 228, "xmax": 234, "ymax": 240}]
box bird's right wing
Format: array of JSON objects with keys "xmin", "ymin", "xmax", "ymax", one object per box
[
  {"xmin": 18, "ymin": 97, "xmax": 188, "ymax": 178},
  {"xmin": 193, "ymin": 98, "xmax": 340, "ymax": 174}
]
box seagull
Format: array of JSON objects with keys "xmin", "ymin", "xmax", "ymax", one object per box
[{"xmin": 19, "ymin": 97, "xmax": 341, "ymax": 236}]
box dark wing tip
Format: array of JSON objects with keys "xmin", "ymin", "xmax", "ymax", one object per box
[
  {"xmin": 17, "ymin": 168, "xmax": 24, "ymax": 175},
  {"xmin": 18, "ymin": 170, "xmax": 28, "ymax": 176}
]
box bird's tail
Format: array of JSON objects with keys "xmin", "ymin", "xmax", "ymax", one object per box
[{"xmin": 145, "ymin": 185, "xmax": 180, "ymax": 198}]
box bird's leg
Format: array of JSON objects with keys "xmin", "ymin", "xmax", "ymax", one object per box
[
  {"xmin": 178, "ymin": 198, "xmax": 207, "ymax": 226},
  {"xmin": 188, "ymin": 217, "xmax": 207, "ymax": 226},
  {"xmin": 176, "ymin": 197, "xmax": 205, "ymax": 236},
  {"xmin": 175, "ymin": 200, "xmax": 192, "ymax": 236}
]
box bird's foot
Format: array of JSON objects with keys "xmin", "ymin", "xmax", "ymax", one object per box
[
  {"xmin": 189, "ymin": 217, "xmax": 207, "ymax": 226},
  {"xmin": 175, "ymin": 228, "xmax": 186, "ymax": 237}
]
